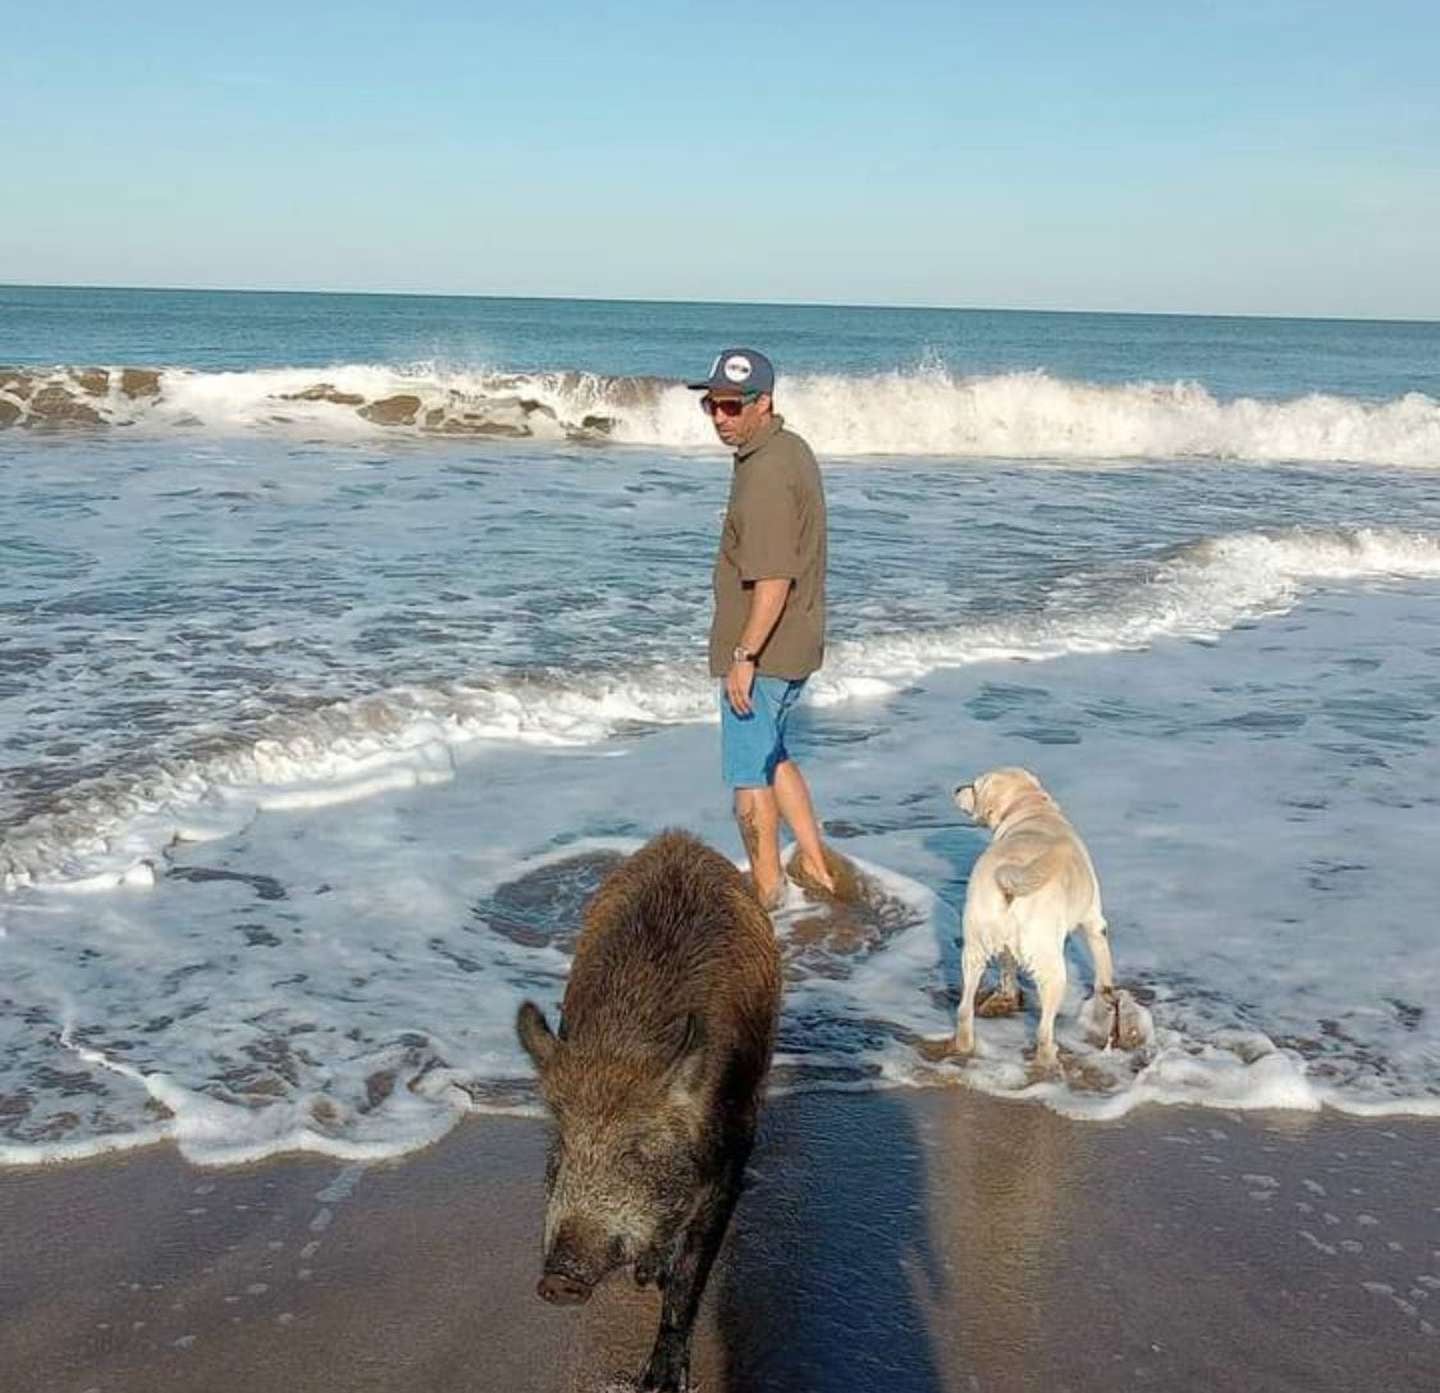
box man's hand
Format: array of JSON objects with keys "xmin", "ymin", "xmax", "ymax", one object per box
[
  {"xmin": 726, "ymin": 579, "xmax": 788, "ymax": 716},
  {"xmin": 726, "ymin": 657, "xmax": 757, "ymax": 715}
]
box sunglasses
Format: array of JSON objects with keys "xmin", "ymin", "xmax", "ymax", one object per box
[{"xmin": 700, "ymin": 394, "xmax": 756, "ymax": 418}]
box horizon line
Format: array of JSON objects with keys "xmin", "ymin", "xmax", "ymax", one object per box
[{"xmin": 2, "ymin": 281, "xmax": 1436, "ymax": 329}]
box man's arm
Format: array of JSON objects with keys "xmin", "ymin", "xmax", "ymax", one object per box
[{"xmin": 727, "ymin": 577, "xmax": 791, "ymax": 715}]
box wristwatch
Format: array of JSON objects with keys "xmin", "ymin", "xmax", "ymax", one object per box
[{"xmin": 731, "ymin": 645, "xmax": 758, "ymax": 664}]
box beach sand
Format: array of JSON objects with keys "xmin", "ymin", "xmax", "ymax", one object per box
[{"xmin": 2, "ymin": 1087, "xmax": 1436, "ymax": 1393}]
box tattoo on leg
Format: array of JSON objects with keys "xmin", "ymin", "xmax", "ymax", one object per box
[{"xmin": 737, "ymin": 806, "xmax": 761, "ymax": 863}]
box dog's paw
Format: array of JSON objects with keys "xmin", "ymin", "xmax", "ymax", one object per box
[
  {"xmin": 1026, "ymin": 1044, "xmax": 1062, "ymax": 1080},
  {"xmin": 1110, "ymin": 989, "xmax": 1154, "ymax": 1051},
  {"xmin": 1080, "ymin": 988, "xmax": 1153, "ymax": 1052},
  {"xmin": 1079, "ymin": 992, "xmax": 1116, "ymax": 1048}
]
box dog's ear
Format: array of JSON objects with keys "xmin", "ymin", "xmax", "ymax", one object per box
[
  {"xmin": 954, "ymin": 782, "xmax": 977, "ymax": 816},
  {"xmin": 965, "ymin": 774, "xmax": 996, "ymax": 824}
]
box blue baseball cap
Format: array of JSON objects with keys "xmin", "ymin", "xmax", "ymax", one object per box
[{"xmin": 687, "ymin": 348, "xmax": 775, "ymax": 396}]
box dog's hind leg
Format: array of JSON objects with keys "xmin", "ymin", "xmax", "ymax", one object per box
[
  {"xmin": 1032, "ymin": 951, "xmax": 1067, "ymax": 1072},
  {"xmin": 953, "ymin": 939, "xmax": 986, "ymax": 1055},
  {"xmin": 1079, "ymin": 912, "xmax": 1115, "ymax": 995}
]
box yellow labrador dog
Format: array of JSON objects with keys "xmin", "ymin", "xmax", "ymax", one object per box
[{"xmin": 952, "ymin": 767, "xmax": 1115, "ymax": 1070}]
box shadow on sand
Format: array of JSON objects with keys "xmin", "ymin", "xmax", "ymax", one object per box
[
  {"xmin": 714, "ymin": 1088, "xmax": 946, "ymax": 1393},
  {"xmin": 713, "ymin": 1082, "xmax": 1081, "ymax": 1393}
]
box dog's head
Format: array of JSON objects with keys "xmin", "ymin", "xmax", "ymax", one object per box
[{"xmin": 953, "ymin": 767, "xmax": 1051, "ymax": 828}]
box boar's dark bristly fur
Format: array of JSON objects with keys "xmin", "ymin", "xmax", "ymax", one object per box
[{"xmin": 516, "ymin": 829, "xmax": 781, "ymax": 1393}]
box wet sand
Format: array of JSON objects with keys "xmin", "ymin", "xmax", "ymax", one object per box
[{"xmin": 1, "ymin": 1088, "xmax": 1437, "ymax": 1393}]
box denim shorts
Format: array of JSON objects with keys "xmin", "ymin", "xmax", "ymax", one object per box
[{"xmin": 720, "ymin": 675, "xmax": 808, "ymax": 789}]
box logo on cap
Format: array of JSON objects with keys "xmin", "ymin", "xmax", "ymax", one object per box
[{"xmin": 722, "ymin": 354, "xmax": 753, "ymax": 384}]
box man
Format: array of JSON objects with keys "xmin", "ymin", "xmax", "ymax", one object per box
[{"xmin": 689, "ymin": 347, "xmax": 836, "ymax": 909}]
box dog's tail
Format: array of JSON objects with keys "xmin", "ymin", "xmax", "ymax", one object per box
[{"xmin": 994, "ymin": 848, "xmax": 1064, "ymax": 902}]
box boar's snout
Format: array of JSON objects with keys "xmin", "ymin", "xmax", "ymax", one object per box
[
  {"xmin": 537, "ymin": 1271, "xmax": 594, "ymax": 1306},
  {"xmin": 538, "ymin": 1216, "xmax": 615, "ymax": 1306}
]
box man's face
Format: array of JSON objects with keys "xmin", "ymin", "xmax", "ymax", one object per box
[{"xmin": 702, "ymin": 391, "xmax": 772, "ymax": 449}]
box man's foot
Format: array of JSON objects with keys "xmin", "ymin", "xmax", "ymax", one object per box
[
  {"xmin": 976, "ymin": 985, "xmax": 1023, "ymax": 1018},
  {"xmin": 743, "ymin": 871, "xmax": 784, "ymax": 913},
  {"xmin": 786, "ymin": 848, "xmax": 844, "ymax": 901},
  {"xmin": 794, "ymin": 853, "xmax": 837, "ymax": 895}
]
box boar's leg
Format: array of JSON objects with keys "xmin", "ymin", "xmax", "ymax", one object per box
[{"xmin": 639, "ymin": 1159, "xmax": 745, "ymax": 1393}]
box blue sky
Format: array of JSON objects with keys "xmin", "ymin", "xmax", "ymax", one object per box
[{"xmin": 3, "ymin": 0, "xmax": 1436, "ymax": 317}]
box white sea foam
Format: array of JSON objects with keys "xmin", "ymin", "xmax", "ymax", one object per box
[
  {"xmin": 608, "ymin": 367, "xmax": 1440, "ymax": 467},
  {"xmin": 4, "ymin": 525, "xmax": 1438, "ymax": 892},
  {"xmin": 5, "ymin": 362, "xmax": 1439, "ymax": 465},
  {"xmin": 0, "ymin": 847, "xmax": 1338, "ymax": 1169},
  {"xmin": 5, "ymin": 576, "xmax": 1440, "ymax": 1167},
  {"xmin": 814, "ymin": 525, "xmax": 1440, "ymax": 685}
]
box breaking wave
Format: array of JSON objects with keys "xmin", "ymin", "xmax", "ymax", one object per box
[
  {"xmin": 3, "ymin": 361, "xmax": 1438, "ymax": 466},
  {"xmin": 4, "ymin": 524, "xmax": 1438, "ymax": 892}
]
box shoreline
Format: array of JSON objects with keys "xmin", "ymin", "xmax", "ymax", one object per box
[
  {"xmin": 8, "ymin": 1076, "xmax": 1440, "ymax": 1177},
  {"xmin": 2, "ymin": 1085, "xmax": 1436, "ymax": 1392}
]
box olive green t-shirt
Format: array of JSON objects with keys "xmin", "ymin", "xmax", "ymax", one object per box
[{"xmin": 709, "ymin": 415, "xmax": 827, "ymax": 679}]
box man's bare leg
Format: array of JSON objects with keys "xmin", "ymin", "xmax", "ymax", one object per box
[
  {"xmin": 734, "ymin": 786, "xmax": 784, "ymax": 909},
  {"xmin": 773, "ymin": 759, "xmax": 835, "ymax": 893}
]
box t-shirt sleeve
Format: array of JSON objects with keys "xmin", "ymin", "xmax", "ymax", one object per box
[{"xmin": 735, "ymin": 471, "xmax": 804, "ymax": 581}]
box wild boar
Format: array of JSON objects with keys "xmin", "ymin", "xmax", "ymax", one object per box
[{"xmin": 516, "ymin": 829, "xmax": 782, "ymax": 1393}]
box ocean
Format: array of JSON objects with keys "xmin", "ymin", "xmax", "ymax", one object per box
[{"xmin": 1, "ymin": 284, "xmax": 1438, "ymax": 1166}]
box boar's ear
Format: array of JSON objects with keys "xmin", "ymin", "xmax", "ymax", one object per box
[
  {"xmin": 665, "ymin": 1012, "xmax": 708, "ymax": 1098},
  {"xmin": 516, "ymin": 1000, "xmax": 559, "ymax": 1073}
]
